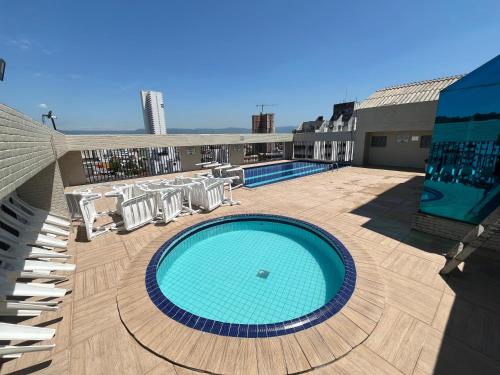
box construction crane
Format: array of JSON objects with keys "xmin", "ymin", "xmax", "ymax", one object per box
[{"xmin": 256, "ymin": 104, "xmax": 277, "ymax": 114}]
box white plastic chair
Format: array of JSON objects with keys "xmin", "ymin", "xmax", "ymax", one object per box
[
  {"xmin": 169, "ymin": 178, "xmax": 201, "ymax": 215},
  {"xmin": 78, "ymin": 197, "xmax": 111, "ymax": 241},
  {"xmin": 104, "ymin": 184, "xmax": 140, "ymax": 215},
  {"xmin": 192, "ymin": 178, "xmax": 225, "ymax": 212},
  {"xmin": 7, "ymin": 192, "xmax": 71, "ymax": 229},
  {"xmin": 118, "ymin": 194, "xmax": 155, "ymax": 231},
  {"xmin": 65, "ymin": 191, "xmax": 103, "ymax": 220},
  {"xmin": 159, "ymin": 189, "xmax": 183, "ymax": 224}
]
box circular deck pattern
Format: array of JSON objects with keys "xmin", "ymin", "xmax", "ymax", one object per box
[{"xmin": 117, "ymin": 209, "xmax": 386, "ymax": 374}]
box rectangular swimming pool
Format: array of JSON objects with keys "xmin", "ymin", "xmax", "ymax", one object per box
[{"xmin": 244, "ymin": 161, "xmax": 334, "ymax": 188}]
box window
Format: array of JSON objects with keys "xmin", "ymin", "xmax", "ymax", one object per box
[
  {"xmin": 370, "ymin": 136, "xmax": 387, "ymax": 147},
  {"xmin": 396, "ymin": 134, "xmax": 409, "ymax": 143},
  {"xmin": 420, "ymin": 135, "xmax": 432, "ymax": 148}
]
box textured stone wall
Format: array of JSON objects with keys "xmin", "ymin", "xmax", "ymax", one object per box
[
  {"xmin": 0, "ymin": 104, "xmax": 69, "ymax": 215},
  {"xmin": 58, "ymin": 151, "xmax": 87, "ymax": 186}
]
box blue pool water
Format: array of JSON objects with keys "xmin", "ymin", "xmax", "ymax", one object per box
[
  {"xmin": 244, "ymin": 161, "xmax": 333, "ymax": 188},
  {"xmin": 147, "ymin": 215, "xmax": 356, "ymax": 337}
]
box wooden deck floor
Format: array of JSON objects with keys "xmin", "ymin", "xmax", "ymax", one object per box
[{"xmin": 2, "ymin": 166, "xmax": 500, "ymax": 374}]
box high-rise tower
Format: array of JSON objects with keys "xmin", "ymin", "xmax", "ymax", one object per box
[{"xmin": 140, "ymin": 90, "xmax": 167, "ymax": 135}]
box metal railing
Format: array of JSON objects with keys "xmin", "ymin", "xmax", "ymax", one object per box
[
  {"xmin": 79, "ymin": 142, "xmax": 286, "ymax": 184},
  {"xmin": 293, "ymin": 140, "xmax": 354, "ymax": 163},
  {"xmin": 201, "ymin": 144, "xmax": 229, "ymax": 164},
  {"xmin": 82, "ymin": 147, "xmax": 181, "ymax": 184},
  {"xmin": 243, "ymin": 142, "xmax": 284, "ymax": 164}
]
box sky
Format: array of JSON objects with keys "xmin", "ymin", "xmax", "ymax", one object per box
[{"xmin": 0, "ymin": 0, "xmax": 499, "ymax": 131}]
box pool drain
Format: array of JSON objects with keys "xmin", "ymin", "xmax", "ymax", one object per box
[{"xmin": 257, "ymin": 270, "xmax": 270, "ymax": 279}]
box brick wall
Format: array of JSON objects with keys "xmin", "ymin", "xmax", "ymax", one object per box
[
  {"xmin": 0, "ymin": 104, "xmax": 69, "ymax": 216},
  {"xmin": 412, "ymin": 212, "xmax": 500, "ymax": 251}
]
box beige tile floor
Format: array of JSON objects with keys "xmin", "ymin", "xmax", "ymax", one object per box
[{"xmin": 2, "ymin": 166, "xmax": 500, "ymax": 374}]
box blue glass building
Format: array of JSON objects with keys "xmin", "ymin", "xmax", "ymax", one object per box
[{"xmin": 420, "ymin": 55, "xmax": 500, "ymax": 224}]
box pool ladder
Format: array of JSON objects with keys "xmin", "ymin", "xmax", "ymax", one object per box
[{"xmin": 331, "ymin": 162, "xmax": 339, "ymax": 172}]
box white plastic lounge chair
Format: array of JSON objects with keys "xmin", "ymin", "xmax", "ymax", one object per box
[
  {"xmin": 7, "ymin": 192, "xmax": 71, "ymax": 229},
  {"xmin": 0, "ymin": 300, "xmax": 58, "ymax": 317},
  {"xmin": 117, "ymin": 194, "xmax": 155, "ymax": 231},
  {"xmin": 159, "ymin": 189, "xmax": 183, "ymax": 224},
  {"xmin": 0, "ymin": 236, "xmax": 70, "ymax": 260},
  {"xmin": 195, "ymin": 161, "xmax": 215, "ymax": 167},
  {"xmin": 0, "ymin": 277, "xmax": 67, "ymax": 298},
  {"xmin": 0, "ymin": 322, "xmax": 55, "ymax": 341},
  {"xmin": 1, "ymin": 200, "xmax": 71, "ymax": 234},
  {"xmin": 0, "ymin": 255, "xmax": 75, "ymax": 273},
  {"xmin": 0, "ymin": 219, "xmax": 67, "ymax": 249},
  {"xmin": 0, "ymin": 269, "xmax": 67, "ymax": 282},
  {"xmin": 0, "ymin": 235, "xmax": 71, "ymax": 259},
  {"xmin": 0, "ymin": 207, "xmax": 69, "ymax": 238},
  {"xmin": 223, "ymin": 166, "xmax": 245, "ymax": 187},
  {"xmin": 0, "ymin": 344, "xmax": 55, "ymax": 359},
  {"xmin": 78, "ymin": 198, "xmax": 111, "ymax": 241},
  {"xmin": 0, "ymin": 323, "xmax": 56, "ymax": 357},
  {"xmin": 65, "ymin": 191, "xmax": 103, "ymax": 220},
  {"xmin": 212, "ymin": 164, "xmax": 232, "ymax": 178}
]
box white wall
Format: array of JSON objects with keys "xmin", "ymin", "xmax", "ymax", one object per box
[{"xmin": 354, "ymin": 101, "xmax": 438, "ymax": 168}]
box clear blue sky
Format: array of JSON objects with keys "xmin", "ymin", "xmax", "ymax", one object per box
[{"xmin": 1, "ymin": 0, "xmax": 499, "ymax": 131}]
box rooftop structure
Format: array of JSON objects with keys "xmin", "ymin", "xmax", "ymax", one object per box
[
  {"xmin": 353, "ymin": 75, "xmax": 463, "ymax": 170},
  {"xmin": 0, "ymin": 56, "xmax": 499, "ymax": 375},
  {"xmin": 357, "ymin": 75, "xmax": 464, "ymax": 110},
  {"xmin": 140, "ymin": 90, "xmax": 167, "ymax": 135}
]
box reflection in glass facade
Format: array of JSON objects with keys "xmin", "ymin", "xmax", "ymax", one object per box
[{"xmin": 420, "ymin": 55, "xmax": 500, "ymax": 224}]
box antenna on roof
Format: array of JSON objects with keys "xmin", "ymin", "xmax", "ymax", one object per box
[{"xmin": 256, "ymin": 104, "xmax": 277, "ymax": 114}]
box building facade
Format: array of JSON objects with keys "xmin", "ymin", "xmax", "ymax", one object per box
[
  {"xmin": 252, "ymin": 113, "xmax": 275, "ymax": 134},
  {"xmin": 140, "ymin": 90, "xmax": 167, "ymax": 135},
  {"xmin": 353, "ymin": 76, "xmax": 463, "ymax": 170},
  {"xmin": 252, "ymin": 113, "xmax": 275, "ymax": 154},
  {"xmin": 293, "ymin": 102, "xmax": 356, "ymax": 162}
]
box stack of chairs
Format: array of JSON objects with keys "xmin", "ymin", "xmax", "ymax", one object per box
[
  {"xmin": 0, "ymin": 192, "xmax": 76, "ymax": 359},
  {"xmin": 77, "ymin": 172, "xmax": 242, "ymax": 241},
  {"xmin": 103, "ymin": 181, "xmax": 183, "ymax": 232}
]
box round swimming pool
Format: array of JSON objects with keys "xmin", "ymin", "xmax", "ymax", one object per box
[{"xmin": 145, "ymin": 214, "xmax": 356, "ymax": 337}]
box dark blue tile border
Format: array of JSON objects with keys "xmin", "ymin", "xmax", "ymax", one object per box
[
  {"xmin": 145, "ymin": 214, "xmax": 356, "ymax": 338},
  {"xmin": 243, "ymin": 160, "xmax": 350, "ymax": 188}
]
